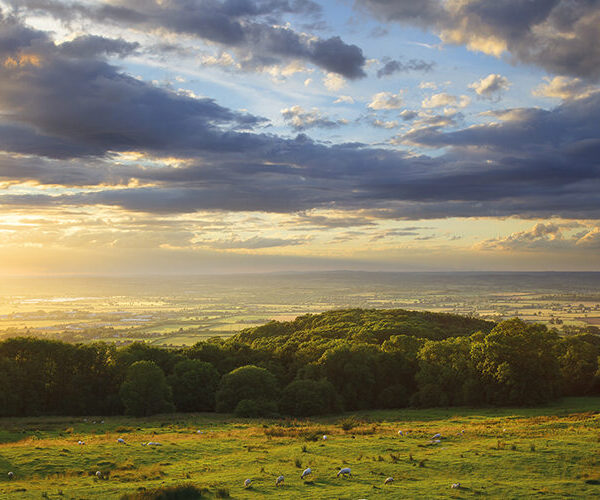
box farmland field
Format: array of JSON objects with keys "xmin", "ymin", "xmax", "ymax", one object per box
[
  {"xmin": 1, "ymin": 398, "xmax": 599, "ymax": 499},
  {"xmin": 1, "ymin": 272, "xmax": 599, "ymax": 346}
]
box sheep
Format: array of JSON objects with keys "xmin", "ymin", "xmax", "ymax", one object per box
[
  {"xmin": 451, "ymin": 482, "xmax": 461, "ymax": 489},
  {"xmin": 301, "ymin": 467, "xmax": 312, "ymax": 479},
  {"xmin": 7, "ymin": 472, "xmax": 14, "ymax": 480},
  {"xmin": 337, "ymin": 467, "xmax": 351, "ymax": 478},
  {"xmin": 244, "ymin": 478, "xmax": 252, "ymax": 488},
  {"xmin": 322, "ymin": 435, "xmax": 327, "ymax": 440},
  {"xmin": 397, "ymin": 430, "xmax": 403, "ymax": 436},
  {"xmin": 432, "ymin": 433, "xmax": 442, "ymax": 439},
  {"xmin": 384, "ymin": 477, "xmax": 394, "ymax": 485},
  {"xmin": 77, "ymin": 440, "xmax": 84, "ymax": 445},
  {"xmin": 117, "ymin": 438, "xmax": 126, "ymax": 444},
  {"xmin": 431, "ymin": 439, "xmax": 441, "ymax": 444},
  {"xmin": 95, "ymin": 471, "xmax": 102, "ymax": 479},
  {"xmin": 142, "ymin": 442, "xmax": 162, "ymax": 446},
  {"xmin": 275, "ymin": 475, "xmax": 285, "ymax": 486}
]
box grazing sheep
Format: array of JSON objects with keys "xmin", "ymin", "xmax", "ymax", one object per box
[
  {"xmin": 431, "ymin": 439, "xmax": 441, "ymax": 444},
  {"xmin": 432, "ymin": 433, "xmax": 442, "ymax": 439},
  {"xmin": 7, "ymin": 472, "xmax": 14, "ymax": 480},
  {"xmin": 384, "ymin": 477, "xmax": 394, "ymax": 485},
  {"xmin": 77, "ymin": 440, "xmax": 85, "ymax": 445},
  {"xmin": 337, "ymin": 467, "xmax": 352, "ymax": 478},
  {"xmin": 451, "ymin": 482, "xmax": 461, "ymax": 489},
  {"xmin": 275, "ymin": 475, "xmax": 285, "ymax": 486},
  {"xmin": 143, "ymin": 442, "xmax": 162, "ymax": 446},
  {"xmin": 322, "ymin": 435, "xmax": 327, "ymax": 440},
  {"xmin": 244, "ymin": 478, "xmax": 252, "ymax": 488},
  {"xmin": 117, "ymin": 438, "xmax": 126, "ymax": 444},
  {"xmin": 397, "ymin": 430, "xmax": 403, "ymax": 436},
  {"xmin": 95, "ymin": 471, "xmax": 102, "ymax": 479},
  {"xmin": 301, "ymin": 467, "xmax": 312, "ymax": 479}
]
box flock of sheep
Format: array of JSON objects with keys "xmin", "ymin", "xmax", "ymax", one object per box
[{"xmin": 5, "ymin": 428, "xmax": 464, "ymax": 492}]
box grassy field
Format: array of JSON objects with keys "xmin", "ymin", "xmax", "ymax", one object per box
[{"xmin": 1, "ymin": 398, "xmax": 600, "ymax": 499}]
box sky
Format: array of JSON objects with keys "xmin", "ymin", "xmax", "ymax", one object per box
[{"xmin": 0, "ymin": 0, "xmax": 599, "ymax": 275}]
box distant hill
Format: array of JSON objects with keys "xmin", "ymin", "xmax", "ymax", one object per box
[{"xmin": 236, "ymin": 308, "xmax": 495, "ymax": 346}]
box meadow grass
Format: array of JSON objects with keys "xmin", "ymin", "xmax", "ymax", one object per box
[{"xmin": 1, "ymin": 398, "xmax": 599, "ymax": 499}]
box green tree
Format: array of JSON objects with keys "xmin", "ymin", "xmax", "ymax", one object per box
[
  {"xmin": 412, "ymin": 337, "xmax": 480, "ymax": 407},
  {"xmin": 316, "ymin": 343, "xmax": 378, "ymax": 410},
  {"xmin": 279, "ymin": 379, "xmax": 340, "ymax": 416},
  {"xmin": 557, "ymin": 336, "xmax": 600, "ymax": 395},
  {"xmin": 167, "ymin": 359, "xmax": 220, "ymax": 412},
  {"xmin": 215, "ymin": 365, "xmax": 279, "ymax": 413},
  {"xmin": 471, "ymin": 319, "xmax": 561, "ymax": 405},
  {"xmin": 119, "ymin": 361, "xmax": 174, "ymax": 417}
]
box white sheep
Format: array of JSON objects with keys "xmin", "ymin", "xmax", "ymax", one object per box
[
  {"xmin": 95, "ymin": 471, "xmax": 102, "ymax": 479},
  {"xmin": 397, "ymin": 430, "xmax": 403, "ymax": 436},
  {"xmin": 301, "ymin": 467, "xmax": 312, "ymax": 479},
  {"xmin": 117, "ymin": 438, "xmax": 126, "ymax": 444},
  {"xmin": 384, "ymin": 477, "xmax": 394, "ymax": 485},
  {"xmin": 244, "ymin": 478, "xmax": 252, "ymax": 488},
  {"xmin": 144, "ymin": 442, "xmax": 162, "ymax": 446},
  {"xmin": 7, "ymin": 472, "xmax": 14, "ymax": 480},
  {"xmin": 451, "ymin": 482, "xmax": 461, "ymax": 489},
  {"xmin": 77, "ymin": 440, "xmax": 84, "ymax": 445},
  {"xmin": 432, "ymin": 433, "xmax": 442, "ymax": 439},
  {"xmin": 275, "ymin": 475, "xmax": 285, "ymax": 486},
  {"xmin": 337, "ymin": 467, "xmax": 351, "ymax": 478},
  {"xmin": 322, "ymin": 434, "xmax": 327, "ymax": 440}
]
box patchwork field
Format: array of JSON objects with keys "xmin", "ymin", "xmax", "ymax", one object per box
[
  {"xmin": 1, "ymin": 398, "xmax": 600, "ymax": 499},
  {"xmin": 1, "ymin": 273, "xmax": 599, "ymax": 346}
]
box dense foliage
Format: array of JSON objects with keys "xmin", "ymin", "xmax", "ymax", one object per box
[{"xmin": 0, "ymin": 309, "xmax": 598, "ymax": 417}]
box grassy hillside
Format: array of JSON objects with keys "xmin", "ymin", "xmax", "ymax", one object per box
[
  {"xmin": 1, "ymin": 398, "xmax": 599, "ymax": 499},
  {"xmin": 236, "ymin": 308, "xmax": 495, "ymax": 345}
]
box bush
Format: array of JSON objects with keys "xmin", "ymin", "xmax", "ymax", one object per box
[
  {"xmin": 120, "ymin": 484, "xmax": 208, "ymax": 499},
  {"xmin": 376, "ymin": 384, "xmax": 409, "ymax": 409},
  {"xmin": 233, "ymin": 398, "xmax": 278, "ymax": 417},
  {"xmin": 279, "ymin": 379, "xmax": 340, "ymax": 416},
  {"xmin": 119, "ymin": 361, "xmax": 174, "ymax": 417},
  {"xmin": 215, "ymin": 365, "xmax": 279, "ymax": 413},
  {"xmin": 167, "ymin": 359, "xmax": 220, "ymax": 412}
]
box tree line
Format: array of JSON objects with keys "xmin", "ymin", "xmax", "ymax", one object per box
[{"xmin": 0, "ymin": 309, "xmax": 598, "ymax": 418}]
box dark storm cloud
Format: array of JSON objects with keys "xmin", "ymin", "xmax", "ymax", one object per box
[
  {"xmin": 0, "ymin": 14, "xmax": 267, "ymax": 159},
  {"xmin": 59, "ymin": 35, "xmax": 140, "ymax": 58},
  {"xmin": 281, "ymin": 106, "xmax": 346, "ymax": 131},
  {"xmin": 355, "ymin": 0, "xmax": 600, "ymax": 81},
  {"xmin": 376, "ymin": 58, "xmax": 435, "ymax": 78},
  {"xmin": 8, "ymin": 0, "xmax": 366, "ymax": 78},
  {"xmin": 0, "ymin": 15, "xmax": 599, "ymax": 221}
]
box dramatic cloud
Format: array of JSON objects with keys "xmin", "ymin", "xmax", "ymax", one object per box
[
  {"xmin": 377, "ymin": 58, "xmax": 435, "ymax": 78},
  {"xmin": 422, "ymin": 93, "xmax": 470, "ymax": 109},
  {"xmin": 368, "ymin": 91, "xmax": 403, "ymax": 110},
  {"xmin": 0, "ymin": 14, "xmax": 266, "ymax": 159},
  {"xmin": 281, "ymin": 105, "xmax": 346, "ymax": 131},
  {"xmin": 355, "ymin": 0, "xmax": 600, "ymax": 81},
  {"xmin": 8, "ymin": 0, "xmax": 367, "ymax": 78},
  {"xmin": 0, "ymin": 13, "xmax": 599, "ymax": 225},
  {"xmin": 469, "ymin": 74, "xmax": 511, "ymax": 99},
  {"xmin": 533, "ymin": 76, "xmax": 599, "ymax": 101},
  {"xmin": 200, "ymin": 235, "xmax": 308, "ymax": 249},
  {"xmin": 475, "ymin": 222, "xmax": 600, "ymax": 251},
  {"xmin": 334, "ymin": 95, "xmax": 354, "ymax": 104},
  {"xmin": 371, "ymin": 119, "xmax": 398, "ymax": 129}
]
